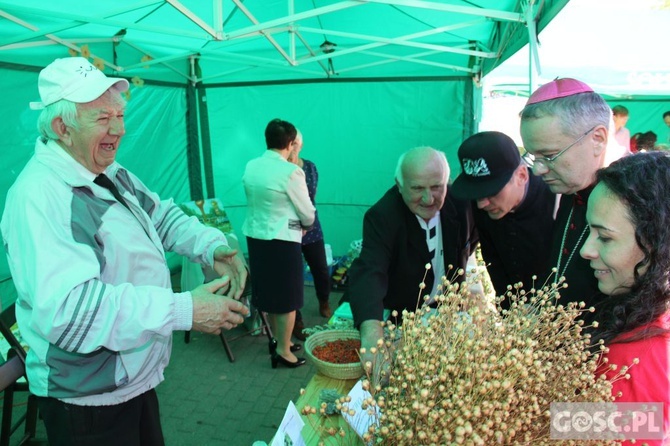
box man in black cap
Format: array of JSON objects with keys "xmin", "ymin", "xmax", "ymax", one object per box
[{"xmin": 451, "ymin": 131, "xmax": 556, "ymax": 306}]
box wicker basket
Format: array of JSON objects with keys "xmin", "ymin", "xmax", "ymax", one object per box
[{"xmin": 305, "ymin": 329, "xmax": 363, "ymax": 380}]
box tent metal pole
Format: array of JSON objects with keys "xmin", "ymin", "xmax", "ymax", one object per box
[
  {"xmin": 299, "ymin": 20, "xmax": 486, "ymax": 44},
  {"xmin": 464, "ymin": 43, "xmax": 481, "ymax": 138},
  {"xmin": 197, "ymin": 43, "xmax": 295, "ymax": 67},
  {"xmin": 224, "ymin": 1, "xmax": 363, "ymax": 40},
  {"xmin": 297, "ymin": 24, "xmax": 495, "ymax": 66},
  {"xmin": 214, "ymin": 0, "xmax": 224, "ymax": 40},
  {"xmin": 165, "ymin": 0, "xmax": 219, "ymax": 39},
  {"xmin": 0, "ymin": 1, "xmax": 161, "ymax": 47},
  {"xmin": 364, "ymin": 0, "xmax": 523, "ymax": 23},
  {"xmin": 341, "ymin": 51, "xmax": 477, "ymax": 73},
  {"xmin": 463, "ymin": 77, "xmax": 475, "ymax": 141},
  {"xmin": 523, "ymin": 0, "xmax": 541, "ymax": 95},
  {"xmin": 0, "ymin": 9, "xmax": 123, "ymax": 71},
  {"xmin": 294, "ymin": 32, "xmax": 331, "ymax": 76},
  {"xmin": 197, "ymin": 82, "xmax": 216, "ymax": 199},
  {"xmin": 199, "ymin": 59, "xmax": 323, "ymax": 83},
  {"xmin": 0, "ymin": 3, "xmax": 206, "ymax": 42},
  {"xmin": 289, "ymin": 0, "xmax": 296, "ymax": 61},
  {"xmin": 231, "ymin": 0, "xmax": 295, "ymax": 65},
  {"xmin": 186, "ymin": 81, "xmax": 204, "ymax": 201},
  {"xmin": 121, "ymin": 47, "xmax": 194, "ymax": 79}
]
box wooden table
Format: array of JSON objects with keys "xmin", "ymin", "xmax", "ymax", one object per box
[{"xmin": 294, "ymin": 372, "xmax": 365, "ymax": 445}]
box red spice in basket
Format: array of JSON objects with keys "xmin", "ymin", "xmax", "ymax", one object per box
[{"xmin": 312, "ymin": 339, "xmax": 361, "ymax": 364}]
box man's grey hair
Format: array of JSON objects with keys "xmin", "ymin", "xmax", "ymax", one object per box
[
  {"xmin": 520, "ymin": 92, "xmax": 611, "ymax": 138},
  {"xmin": 37, "ymin": 100, "xmax": 79, "ymax": 140},
  {"xmin": 395, "ymin": 146, "xmax": 449, "ymax": 187}
]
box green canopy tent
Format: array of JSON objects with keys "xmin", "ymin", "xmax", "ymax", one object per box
[{"xmin": 0, "ymin": 0, "xmax": 569, "ymax": 298}]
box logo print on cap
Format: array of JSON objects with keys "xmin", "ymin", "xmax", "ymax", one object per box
[
  {"xmin": 463, "ymin": 158, "xmax": 490, "ymax": 177},
  {"xmin": 75, "ymin": 64, "xmax": 97, "ymax": 77}
]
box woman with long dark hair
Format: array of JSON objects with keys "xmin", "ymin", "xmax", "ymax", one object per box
[{"xmin": 580, "ymin": 151, "xmax": 670, "ymax": 445}]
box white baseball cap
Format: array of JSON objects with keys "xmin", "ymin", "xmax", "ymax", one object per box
[{"xmin": 30, "ymin": 57, "xmax": 129, "ymax": 110}]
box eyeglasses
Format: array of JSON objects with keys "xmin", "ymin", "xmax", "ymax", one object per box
[{"xmin": 522, "ymin": 126, "xmax": 597, "ymax": 172}]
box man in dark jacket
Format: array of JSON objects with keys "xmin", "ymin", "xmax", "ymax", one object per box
[
  {"xmin": 450, "ymin": 131, "xmax": 557, "ymax": 307},
  {"xmin": 347, "ymin": 147, "xmax": 478, "ymax": 375}
]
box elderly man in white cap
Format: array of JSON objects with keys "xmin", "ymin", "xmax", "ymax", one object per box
[
  {"xmin": 450, "ymin": 131, "xmax": 556, "ymax": 306},
  {"xmin": 1, "ymin": 57, "xmax": 249, "ymax": 445},
  {"xmin": 519, "ymin": 78, "xmax": 611, "ymax": 324}
]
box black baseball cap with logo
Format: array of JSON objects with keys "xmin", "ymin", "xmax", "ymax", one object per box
[{"xmin": 450, "ymin": 131, "xmax": 521, "ymax": 200}]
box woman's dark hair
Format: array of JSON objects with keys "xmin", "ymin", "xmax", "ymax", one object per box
[
  {"xmin": 265, "ymin": 118, "xmax": 297, "ymax": 150},
  {"xmin": 592, "ymin": 151, "xmax": 670, "ymax": 345}
]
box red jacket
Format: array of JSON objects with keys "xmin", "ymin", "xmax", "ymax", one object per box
[{"xmin": 600, "ymin": 312, "xmax": 670, "ymax": 446}]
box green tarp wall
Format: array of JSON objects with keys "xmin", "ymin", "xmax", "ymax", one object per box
[{"xmin": 207, "ymin": 78, "xmax": 473, "ymax": 257}]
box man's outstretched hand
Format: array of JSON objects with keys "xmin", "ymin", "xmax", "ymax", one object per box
[
  {"xmin": 213, "ymin": 245, "xmax": 248, "ymax": 300},
  {"xmin": 191, "ymin": 277, "xmax": 249, "ymax": 334}
]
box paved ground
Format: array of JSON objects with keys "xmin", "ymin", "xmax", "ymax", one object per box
[
  {"xmin": 5, "ymin": 280, "xmax": 339, "ymax": 446},
  {"xmin": 158, "ymin": 284, "xmax": 332, "ymax": 446}
]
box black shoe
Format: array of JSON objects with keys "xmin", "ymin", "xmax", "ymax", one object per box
[
  {"xmin": 268, "ymin": 339, "xmax": 302, "ymax": 354},
  {"xmin": 271, "ymin": 352, "xmax": 306, "ymax": 369}
]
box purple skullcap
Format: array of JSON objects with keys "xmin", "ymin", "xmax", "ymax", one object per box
[{"xmin": 526, "ymin": 78, "xmax": 594, "ymax": 105}]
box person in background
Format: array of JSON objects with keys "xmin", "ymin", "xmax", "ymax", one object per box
[
  {"xmin": 288, "ymin": 130, "xmax": 332, "ymax": 341},
  {"xmin": 243, "ymin": 118, "xmax": 315, "ymax": 369},
  {"xmin": 0, "ymin": 57, "xmax": 249, "ymax": 446},
  {"xmin": 347, "ymin": 146, "xmax": 477, "ymax": 376},
  {"xmin": 612, "ymin": 105, "xmax": 631, "ymax": 153},
  {"xmin": 450, "ymin": 131, "xmax": 556, "ymax": 305},
  {"xmin": 580, "ymin": 152, "xmax": 670, "ymax": 446},
  {"xmin": 664, "ymin": 110, "xmax": 670, "ymax": 143},
  {"xmin": 631, "ymin": 131, "xmax": 658, "ymax": 152},
  {"xmin": 519, "ymin": 78, "xmax": 611, "ymax": 325}
]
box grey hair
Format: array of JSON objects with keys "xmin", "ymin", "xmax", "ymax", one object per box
[
  {"xmin": 520, "ymin": 92, "xmax": 611, "ymax": 138},
  {"xmin": 395, "ymin": 146, "xmax": 449, "ymax": 187},
  {"xmin": 37, "ymin": 100, "xmax": 79, "ymax": 140}
]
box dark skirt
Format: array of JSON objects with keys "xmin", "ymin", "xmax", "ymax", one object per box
[{"xmin": 247, "ymin": 237, "xmax": 303, "ymax": 314}]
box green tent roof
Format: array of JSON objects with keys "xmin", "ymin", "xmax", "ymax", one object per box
[{"xmin": 0, "ymin": 0, "xmax": 569, "ymax": 84}]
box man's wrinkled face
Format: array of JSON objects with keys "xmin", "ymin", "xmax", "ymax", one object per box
[
  {"xmin": 398, "ymin": 161, "xmax": 447, "ymax": 221},
  {"xmin": 64, "ymin": 91, "xmax": 126, "ymax": 174}
]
